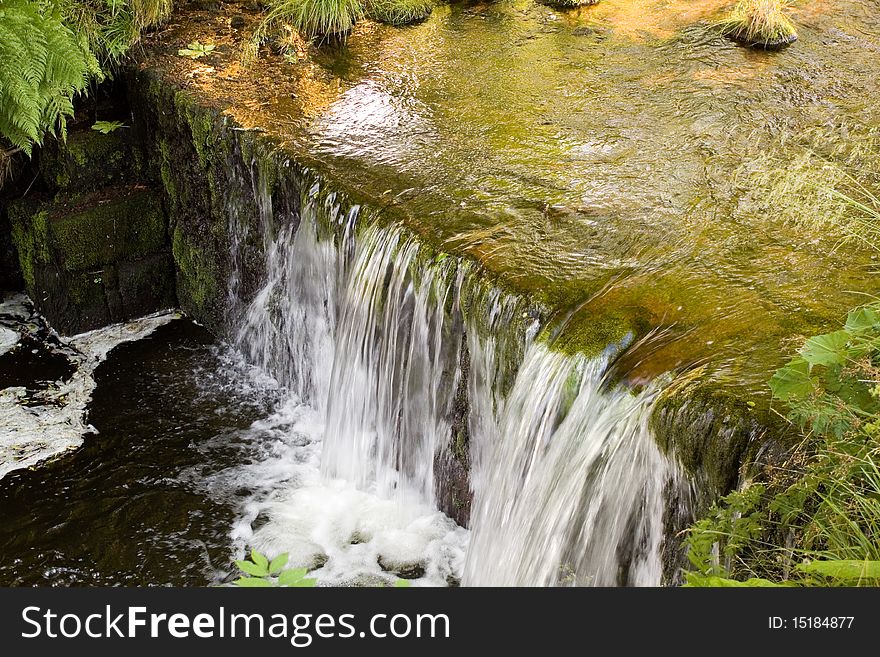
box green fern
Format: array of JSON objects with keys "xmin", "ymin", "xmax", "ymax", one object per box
[
  {"xmin": 0, "ymin": 1, "xmax": 173, "ymax": 183},
  {"xmin": 0, "ymin": 0, "xmax": 97, "ymax": 157}
]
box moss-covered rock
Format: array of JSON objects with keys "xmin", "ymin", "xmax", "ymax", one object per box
[
  {"xmin": 39, "ymin": 128, "xmax": 138, "ymax": 195},
  {"xmin": 6, "ymin": 185, "xmax": 174, "ymax": 334},
  {"xmin": 50, "ymin": 188, "xmax": 167, "ymax": 271},
  {"xmin": 118, "ymin": 253, "xmax": 177, "ymax": 317},
  {"xmin": 171, "ymin": 225, "xmax": 218, "ymax": 320},
  {"xmin": 0, "ymin": 200, "xmax": 23, "ymax": 290},
  {"xmin": 650, "ymin": 376, "xmax": 792, "ymax": 502},
  {"xmin": 7, "ymin": 198, "xmax": 49, "ymax": 290}
]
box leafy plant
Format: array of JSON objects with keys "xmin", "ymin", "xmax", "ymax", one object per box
[
  {"xmin": 685, "ymin": 299, "xmax": 880, "ymax": 587},
  {"xmin": 178, "ymin": 40, "xmax": 215, "ymax": 59},
  {"xmin": 1, "ymin": 0, "xmax": 172, "ymax": 185},
  {"xmin": 0, "ymin": 0, "xmax": 99, "ymax": 158},
  {"xmin": 91, "ymin": 119, "xmax": 126, "ymax": 133},
  {"xmin": 232, "ymin": 550, "xmax": 317, "ymax": 588}
]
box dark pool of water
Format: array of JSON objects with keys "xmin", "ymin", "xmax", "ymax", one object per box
[{"xmin": 0, "ymin": 320, "xmax": 270, "ymax": 586}]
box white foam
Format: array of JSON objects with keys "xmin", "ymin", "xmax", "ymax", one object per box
[
  {"xmin": 0, "ymin": 327, "xmax": 17, "ymax": 356},
  {"xmin": 0, "ymin": 307, "xmax": 179, "ymax": 480}
]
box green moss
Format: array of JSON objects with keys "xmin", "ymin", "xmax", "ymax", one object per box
[
  {"xmin": 40, "ymin": 129, "xmax": 133, "ymax": 193},
  {"xmin": 51, "ymin": 190, "xmax": 167, "ymax": 271},
  {"xmin": 176, "ymin": 91, "xmax": 219, "ymax": 170},
  {"xmin": 8, "ymin": 204, "xmax": 49, "ymax": 289},
  {"xmin": 158, "ymin": 139, "xmax": 178, "ymax": 209},
  {"xmin": 649, "ymin": 374, "xmax": 794, "ymax": 500},
  {"xmin": 542, "ymin": 309, "xmax": 642, "ymax": 359},
  {"xmin": 171, "ymin": 225, "xmax": 217, "ymax": 316}
]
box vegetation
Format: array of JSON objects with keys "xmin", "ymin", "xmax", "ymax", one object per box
[
  {"xmin": 91, "ymin": 119, "xmax": 126, "ymax": 133},
  {"xmin": 232, "ymin": 550, "xmax": 413, "ymax": 587},
  {"xmin": 251, "ymin": 0, "xmax": 364, "ymax": 44},
  {"xmin": 0, "ymin": 0, "xmax": 172, "ymax": 183},
  {"xmin": 719, "ymin": 0, "xmax": 797, "ymax": 48},
  {"xmin": 177, "ymin": 40, "xmax": 215, "ymax": 59},
  {"xmin": 685, "ymin": 298, "xmax": 880, "ymax": 586},
  {"xmin": 232, "ymin": 550, "xmax": 318, "ymax": 587},
  {"xmin": 366, "ymin": 0, "xmax": 433, "ymax": 26}
]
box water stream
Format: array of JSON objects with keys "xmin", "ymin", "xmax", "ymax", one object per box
[{"xmin": 208, "ymin": 177, "xmax": 682, "ymax": 586}]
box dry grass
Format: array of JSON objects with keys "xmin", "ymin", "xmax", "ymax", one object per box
[{"xmin": 719, "ymin": 0, "xmax": 797, "ymax": 47}]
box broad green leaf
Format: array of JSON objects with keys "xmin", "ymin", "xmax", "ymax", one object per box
[
  {"xmin": 236, "ymin": 559, "xmax": 269, "ymax": 577},
  {"xmin": 684, "ymin": 575, "xmax": 793, "ymax": 587},
  {"xmin": 769, "ymin": 358, "xmax": 813, "ymax": 401},
  {"xmin": 233, "ymin": 577, "xmax": 273, "ymax": 587},
  {"xmin": 251, "ymin": 549, "xmax": 269, "ymax": 570},
  {"xmin": 797, "ymin": 560, "xmax": 880, "ymax": 581},
  {"xmin": 799, "ymin": 330, "xmax": 851, "ymax": 367},
  {"xmin": 845, "ymin": 306, "xmax": 880, "ymax": 335},
  {"xmin": 268, "ymin": 553, "xmax": 289, "ymax": 575},
  {"xmin": 393, "ymin": 579, "xmax": 412, "ymax": 588},
  {"xmin": 91, "ymin": 120, "xmax": 126, "ymax": 134},
  {"xmin": 277, "ymin": 568, "xmax": 310, "ymax": 586},
  {"xmin": 291, "ymin": 578, "xmax": 317, "ymax": 588}
]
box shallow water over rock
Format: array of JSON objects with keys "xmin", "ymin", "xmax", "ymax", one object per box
[{"xmin": 147, "ymin": 0, "xmax": 880, "ymax": 390}]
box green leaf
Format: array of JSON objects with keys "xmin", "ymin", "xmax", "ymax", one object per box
[
  {"xmin": 799, "ymin": 330, "xmax": 851, "ymax": 368},
  {"xmin": 277, "ymin": 567, "xmax": 310, "ymax": 586},
  {"xmin": 91, "ymin": 120, "xmax": 126, "ymax": 134},
  {"xmin": 177, "ymin": 41, "xmax": 215, "ymax": 59},
  {"xmin": 268, "ymin": 553, "xmax": 289, "ymax": 575},
  {"xmin": 684, "ymin": 575, "xmax": 793, "ymax": 587},
  {"xmin": 393, "ymin": 579, "xmax": 412, "ymax": 588},
  {"xmin": 796, "ymin": 560, "xmax": 880, "ymax": 581},
  {"xmin": 235, "ymin": 559, "xmax": 269, "ymax": 577},
  {"xmin": 291, "ymin": 578, "xmax": 317, "ymax": 587},
  {"xmin": 769, "ymin": 358, "xmax": 813, "ymax": 401},
  {"xmin": 845, "ymin": 307, "xmax": 880, "ymax": 335},
  {"xmin": 251, "ymin": 549, "xmax": 269, "ymax": 571},
  {"xmin": 233, "ymin": 577, "xmax": 273, "ymax": 587}
]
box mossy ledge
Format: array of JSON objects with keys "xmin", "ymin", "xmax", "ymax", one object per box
[{"xmin": 126, "ymin": 66, "xmax": 794, "ymax": 538}]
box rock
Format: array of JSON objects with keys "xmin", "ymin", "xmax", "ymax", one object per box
[
  {"xmin": 38, "ymin": 128, "xmax": 139, "ymax": 195},
  {"xmin": 7, "ymin": 186, "xmax": 175, "ymax": 334},
  {"xmin": 231, "ymin": 15, "xmax": 246, "ymax": 30}
]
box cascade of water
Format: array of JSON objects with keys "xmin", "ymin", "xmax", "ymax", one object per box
[
  {"xmin": 464, "ymin": 343, "xmax": 670, "ymax": 586},
  {"xmin": 221, "ymin": 174, "xmax": 678, "ymax": 586},
  {"xmin": 321, "ymin": 225, "xmax": 462, "ymax": 507}
]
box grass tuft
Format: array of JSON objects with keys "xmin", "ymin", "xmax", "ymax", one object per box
[
  {"xmin": 254, "ymin": 0, "xmax": 364, "ymax": 43},
  {"xmin": 366, "ymin": 0, "xmax": 433, "ymax": 26},
  {"xmin": 719, "ymin": 0, "xmax": 797, "ymax": 48}
]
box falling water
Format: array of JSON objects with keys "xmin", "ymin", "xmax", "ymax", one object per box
[
  {"xmin": 219, "ymin": 173, "xmax": 679, "ymax": 586},
  {"xmin": 464, "ymin": 345, "xmax": 670, "ymax": 586}
]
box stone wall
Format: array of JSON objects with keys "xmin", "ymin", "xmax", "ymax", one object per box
[{"xmin": 6, "ymin": 127, "xmax": 175, "ymax": 335}]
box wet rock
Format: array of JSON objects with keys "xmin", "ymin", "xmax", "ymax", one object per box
[
  {"xmin": 378, "ymin": 556, "xmax": 426, "ymax": 580},
  {"xmin": 6, "ymin": 184, "xmax": 175, "ymax": 334}
]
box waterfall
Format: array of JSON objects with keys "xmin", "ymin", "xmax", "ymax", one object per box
[
  {"xmin": 220, "ymin": 171, "xmax": 680, "ymax": 586},
  {"xmin": 464, "ymin": 345, "xmax": 669, "ymax": 586}
]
